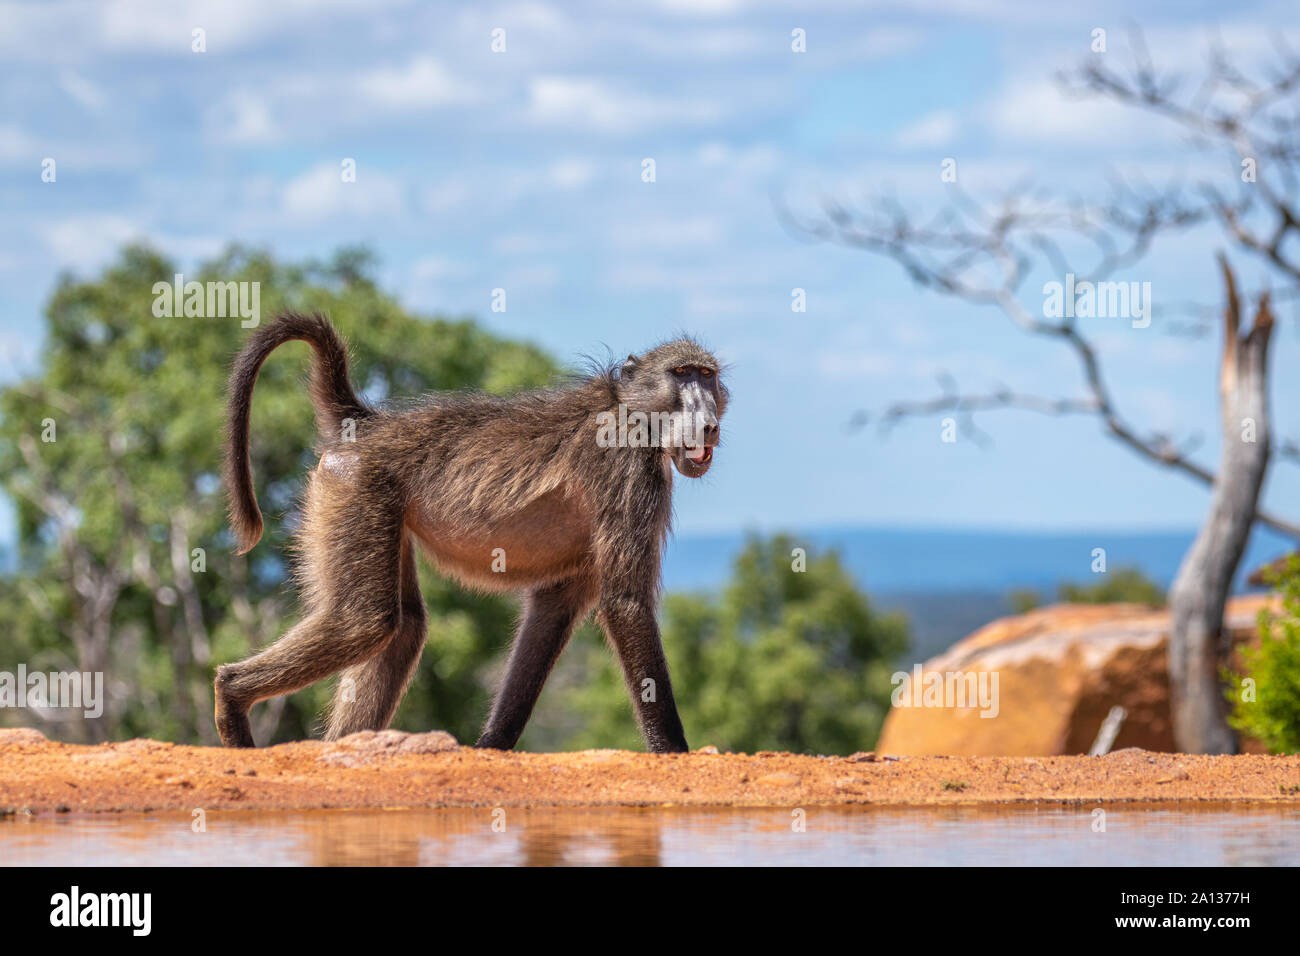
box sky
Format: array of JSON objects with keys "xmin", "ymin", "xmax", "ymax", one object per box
[{"xmin": 4, "ymin": 0, "xmax": 1300, "ymax": 541}]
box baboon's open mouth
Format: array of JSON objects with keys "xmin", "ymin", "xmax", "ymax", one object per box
[{"xmin": 672, "ymin": 443, "xmax": 715, "ymax": 477}]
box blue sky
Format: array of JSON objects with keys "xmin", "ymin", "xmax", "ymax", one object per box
[{"xmin": 4, "ymin": 0, "xmax": 1300, "ymax": 541}]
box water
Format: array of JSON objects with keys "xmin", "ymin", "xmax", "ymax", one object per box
[
  {"xmin": 662, "ymin": 525, "xmax": 1294, "ymax": 595},
  {"xmin": 3, "ymin": 804, "xmax": 1298, "ymax": 866}
]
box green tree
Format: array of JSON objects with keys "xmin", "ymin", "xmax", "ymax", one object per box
[
  {"xmin": 0, "ymin": 244, "xmax": 556, "ymax": 745},
  {"xmin": 1012, "ymin": 566, "xmax": 1165, "ymax": 612},
  {"xmin": 561, "ymin": 534, "xmax": 908, "ymax": 754},
  {"xmin": 1008, "ymin": 589, "xmax": 1044, "ymax": 614},
  {"xmin": 1058, "ymin": 567, "xmax": 1164, "ymax": 606},
  {"xmin": 1229, "ymin": 558, "xmax": 1300, "ymax": 753}
]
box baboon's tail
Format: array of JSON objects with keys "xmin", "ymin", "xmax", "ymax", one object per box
[{"xmin": 224, "ymin": 312, "xmax": 371, "ymax": 554}]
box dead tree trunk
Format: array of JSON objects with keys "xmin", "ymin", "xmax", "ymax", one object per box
[{"xmin": 1167, "ymin": 255, "xmax": 1274, "ymax": 754}]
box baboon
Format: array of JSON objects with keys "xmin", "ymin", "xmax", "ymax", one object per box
[{"xmin": 215, "ymin": 312, "xmax": 726, "ymax": 753}]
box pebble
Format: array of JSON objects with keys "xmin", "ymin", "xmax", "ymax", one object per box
[
  {"xmin": 755, "ymin": 772, "xmax": 800, "ymax": 787},
  {"xmin": 319, "ymin": 729, "xmax": 459, "ymax": 766}
]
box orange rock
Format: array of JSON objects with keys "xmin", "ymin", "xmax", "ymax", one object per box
[{"xmin": 876, "ymin": 595, "xmax": 1273, "ymax": 756}]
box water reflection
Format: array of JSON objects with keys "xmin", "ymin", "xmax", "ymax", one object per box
[
  {"xmin": 3, "ymin": 804, "xmax": 1298, "ymax": 866},
  {"xmin": 308, "ymin": 807, "xmax": 667, "ymax": 866}
]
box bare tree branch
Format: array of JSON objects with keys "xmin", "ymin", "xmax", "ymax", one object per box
[{"xmin": 787, "ymin": 29, "xmax": 1300, "ymax": 542}]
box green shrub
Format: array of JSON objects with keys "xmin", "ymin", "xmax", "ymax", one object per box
[
  {"xmin": 1228, "ymin": 556, "xmax": 1300, "ymax": 754},
  {"xmin": 1007, "ymin": 566, "xmax": 1164, "ymax": 615},
  {"xmin": 1057, "ymin": 566, "xmax": 1164, "ymax": 606}
]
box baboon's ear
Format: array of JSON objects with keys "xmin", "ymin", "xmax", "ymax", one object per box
[{"xmin": 620, "ymin": 353, "xmax": 639, "ymax": 379}]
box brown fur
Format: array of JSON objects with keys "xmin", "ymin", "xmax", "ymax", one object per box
[{"xmin": 215, "ymin": 312, "xmax": 727, "ymax": 753}]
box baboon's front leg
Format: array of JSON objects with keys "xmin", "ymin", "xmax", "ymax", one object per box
[
  {"xmin": 476, "ymin": 576, "xmax": 594, "ymax": 750},
  {"xmin": 598, "ymin": 594, "xmax": 689, "ymax": 754}
]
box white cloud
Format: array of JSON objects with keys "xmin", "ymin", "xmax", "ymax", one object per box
[
  {"xmin": 198, "ymin": 57, "xmax": 484, "ymax": 148},
  {"xmin": 56, "ymin": 142, "xmax": 152, "ymax": 171},
  {"xmin": 281, "ymin": 162, "xmax": 404, "ymax": 221},
  {"xmin": 503, "ymin": 263, "xmax": 560, "ymax": 288},
  {"xmin": 412, "ymin": 161, "xmax": 596, "ymax": 221},
  {"xmin": 655, "ymin": 0, "xmax": 743, "ymax": 16},
  {"xmin": 359, "ymin": 57, "xmax": 475, "ymax": 109},
  {"xmin": 610, "ymin": 215, "xmax": 725, "ymax": 247},
  {"xmin": 695, "ymin": 141, "xmax": 780, "ymax": 176},
  {"xmin": 547, "ymin": 158, "xmax": 597, "ymax": 189},
  {"xmin": 528, "ymin": 76, "xmax": 720, "ymax": 131},
  {"xmin": 210, "ymin": 91, "xmax": 278, "ymax": 144},
  {"xmin": 38, "ymin": 215, "xmax": 141, "ymax": 265},
  {"xmin": 494, "ymin": 1, "xmax": 566, "ymax": 31},
  {"xmin": 632, "ymin": 26, "xmax": 766, "ymax": 58},
  {"xmin": 411, "ymin": 255, "xmax": 470, "ymax": 281},
  {"xmin": 403, "ymin": 254, "xmax": 476, "ymax": 310},
  {"xmin": 99, "ymin": 0, "xmax": 238, "ymax": 52},
  {"xmin": 59, "ymin": 71, "xmax": 108, "ymax": 111},
  {"xmin": 989, "ymin": 80, "xmax": 1149, "ymax": 146},
  {"xmin": 1103, "ymin": 23, "xmax": 1299, "ymax": 78},
  {"xmin": 1129, "ymin": 386, "xmax": 1182, "ymax": 430},
  {"xmin": 856, "ymin": 26, "xmax": 925, "ymax": 60},
  {"xmin": 35, "ymin": 216, "xmax": 224, "ymax": 268},
  {"xmin": 894, "ymin": 110, "xmax": 958, "ymax": 149},
  {"xmin": 0, "ymin": 2, "xmax": 86, "ymax": 59},
  {"xmin": 98, "ymin": 0, "xmax": 400, "ymax": 53},
  {"xmin": 0, "ymin": 123, "xmax": 40, "ymax": 164},
  {"xmin": 604, "ymin": 261, "xmax": 679, "ymax": 289}
]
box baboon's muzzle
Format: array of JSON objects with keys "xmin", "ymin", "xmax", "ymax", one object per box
[{"xmin": 672, "ymin": 388, "xmax": 719, "ymax": 477}]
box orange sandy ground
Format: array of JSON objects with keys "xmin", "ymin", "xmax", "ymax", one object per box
[{"xmin": 2, "ymin": 730, "xmax": 1299, "ymax": 812}]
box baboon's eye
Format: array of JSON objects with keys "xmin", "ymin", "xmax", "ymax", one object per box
[
  {"xmin": 699, "ymin": 367, "xmax": 713, "ymax": 377},
  {"xmin": 673, "ymin": 366, "xmax": 687, "ymax": 376}
]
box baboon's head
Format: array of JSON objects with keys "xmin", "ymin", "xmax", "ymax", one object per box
[{"xmin": 618, "ymin": 339, "xmax": 727, "ymax": 478}]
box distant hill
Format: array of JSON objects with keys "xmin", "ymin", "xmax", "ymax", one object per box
[{"xmin": 661, "ymin": 525, "xmax": 1294, "ymax": 665}]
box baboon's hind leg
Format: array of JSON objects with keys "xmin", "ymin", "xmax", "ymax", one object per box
[
  {"xmin": 214, "ymin": 490, "xmax": 405, "ymax": 748},
  {"xmin": 324, "ymin": 536, "xmax": 427, "ymax": 739}
]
